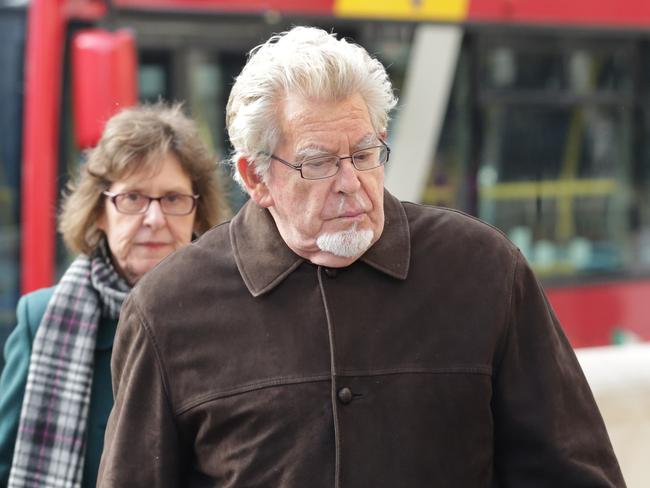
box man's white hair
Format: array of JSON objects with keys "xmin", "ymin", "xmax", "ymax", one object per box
[{"xmin": 226, "ymin": 26, "xmax": 398, "ymax": 190}]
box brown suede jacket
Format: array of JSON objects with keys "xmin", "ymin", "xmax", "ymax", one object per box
[{"xmin": 98, "ymin": 191, "xmax": 625, "ymax": 487}]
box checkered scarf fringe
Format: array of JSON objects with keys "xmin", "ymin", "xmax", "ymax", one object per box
[{"xmin": 8, "ymin": 241, "xmax": 129, "ymax": 488}]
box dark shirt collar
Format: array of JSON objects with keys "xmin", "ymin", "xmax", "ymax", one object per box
[{"xmin": 230, "ymin": 190, "xmax": 410, "ymax": 297}]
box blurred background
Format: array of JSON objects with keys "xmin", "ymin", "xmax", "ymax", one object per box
[{"xmin": 0, "ymin": 0, "xmax": 649, "ymax": 484}]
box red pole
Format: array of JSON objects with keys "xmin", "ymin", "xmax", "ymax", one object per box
[{"xmin": 20, "ymin": 0, "xmax": 67, "ymax": 294}]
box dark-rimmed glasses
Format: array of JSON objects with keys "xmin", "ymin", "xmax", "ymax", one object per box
[
  {"xmin": 102, "ymin": 191, "xmax": 199, "ymax": 216},
  {"xmin": 266, "ymin": 139, "xmax": 390, "ymax": 180}
]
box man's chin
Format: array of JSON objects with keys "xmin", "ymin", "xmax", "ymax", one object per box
[
  {"xmin": 308, "ymin": 251, "xmax": 363, "ymax": 269},
  {"xmin": 310, "ymin": 228, "xmax": 375, "ymax": 267}
]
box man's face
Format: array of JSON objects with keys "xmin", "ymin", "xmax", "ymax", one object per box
[{"xmin": 245, "ymin": 93, "xmax": 386, "ymax": 268}]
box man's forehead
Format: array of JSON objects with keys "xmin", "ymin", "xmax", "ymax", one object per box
[
  {"xmin": 278, "ymin": 93, "xmax": 376, "ymax": 150},
  {"xmin": 294, "ymin": 132, "xmax": 378, "ymax": 156}
]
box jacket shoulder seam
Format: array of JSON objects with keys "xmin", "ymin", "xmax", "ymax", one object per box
[
  {"xmin": 493, "ymin": 248, "xmax": 521, "ymax": 373},
  {"xmin": 129, "ymin": 296, "xmax": 176, "ymax": 413}
]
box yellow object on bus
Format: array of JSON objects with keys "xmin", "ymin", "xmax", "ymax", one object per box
[{"xmin": 334, "ymin": 0, "xmax": 469, "ymax": 21}]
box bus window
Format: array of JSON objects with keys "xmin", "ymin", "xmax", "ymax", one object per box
[
  {"xmin": 422, "ymin": 40, "xmax": 473, "ymax": 212},
  {"xmin": 139, "ymin": 50, "xmax": 172, "ymax": 102},
  {"xmin": 185, "ymin": 48, "xmax": 247, "ymax": 210},
  {"xmin": 476, "ymin": 37, "xmax": 636, "ymax": 278},
  {"xmin": 638, "ymin": 49, "xmax": 650, "ymax": 269},
  {"xmin": 0, "ymin": 7, "xmax": 25, "ymax": 360}
]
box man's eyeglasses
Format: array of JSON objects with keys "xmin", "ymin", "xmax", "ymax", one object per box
[
  {"xmin": 267, "ymin": 139, "xmax": 390, "ymax": 180},
  {"xmin": 102, "ymin": 191, "xmax": 199, "ymax": 216}
]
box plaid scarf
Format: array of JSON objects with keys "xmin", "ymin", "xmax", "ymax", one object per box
[{"xmin": 8, "ymin": 241, "xmax": 130, "ymax": 488}]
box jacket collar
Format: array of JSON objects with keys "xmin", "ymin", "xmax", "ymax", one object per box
[{"xmin": 230, "ymin": 190, "xmax": 410, "ymax": 297}]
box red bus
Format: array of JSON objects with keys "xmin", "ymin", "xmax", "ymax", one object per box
[{"xmin": 1, "ymin": 0, "xmax": 650, "ymax": 354}]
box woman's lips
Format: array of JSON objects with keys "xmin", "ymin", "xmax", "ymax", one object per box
[{"xmin": 138, "ymin": 242, "xmax": 170, "ymax": 249}]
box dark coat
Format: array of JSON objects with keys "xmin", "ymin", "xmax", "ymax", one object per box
[
  {"xmin": 98, "ymin": 191, "xmax": 625, "ymax": 487},
  {"xmin": 0, "ymin": 287, "xmax": 117, "ymax": 488}
]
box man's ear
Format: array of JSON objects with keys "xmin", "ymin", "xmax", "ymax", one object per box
[{"xmin": 237, "ymin": 156, "xmax": 274, "ymax": 208}]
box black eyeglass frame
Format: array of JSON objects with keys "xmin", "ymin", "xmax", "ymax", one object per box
[
  {"xmin": 102, "ymin": 191, "xmax": 200, "ymax": 216},
  {"xmin": 265, "ymin": 139, "xmax": 391, "ymax": 180}
]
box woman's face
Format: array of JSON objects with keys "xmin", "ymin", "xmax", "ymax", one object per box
[{"xmin": 97, "ymin": 153, "xmax": 197, "ymax": 285}]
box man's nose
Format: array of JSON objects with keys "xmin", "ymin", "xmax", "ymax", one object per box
[{"xmin": 334, "ymin": 158, "xmax": 361, "ymax": 193}]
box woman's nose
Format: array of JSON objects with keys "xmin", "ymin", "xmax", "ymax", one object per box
[{"xmin": 143, "ymin": 200, "xmax": 167, "ymax": 228}]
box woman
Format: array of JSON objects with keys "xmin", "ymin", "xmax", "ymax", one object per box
[{"xmin": 0, "ymin": 103, "xmax": 230, "ymax": 488}]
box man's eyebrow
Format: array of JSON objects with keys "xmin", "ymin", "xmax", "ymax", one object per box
[
  {"xmin": 295, "ymin": 146, "xmax": 331, "ymax": 160},
  {"xmin": 353, "ymin": 133, "xmax": 379, "ymax": 150},
  {"xmin": 294, "ymin": 134, "xmax": 378, "ymax": 160}
]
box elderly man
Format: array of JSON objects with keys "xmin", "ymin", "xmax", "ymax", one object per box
[{"xmin": 98, "ymin": 27, "xmax": 624, "ymax": 487}]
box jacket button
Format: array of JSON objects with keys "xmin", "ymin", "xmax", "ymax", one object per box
[
  {"xmin": 324, "ymin": 267, "xmax": 337, "ymax": 278},
  {"xmin": 337, "ymin": 387, "xmax": 353, "ymax": 405}
]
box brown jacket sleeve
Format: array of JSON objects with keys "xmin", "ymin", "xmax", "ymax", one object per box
[
  {"xmin": 97, "ymin": 293, "xmax": 184, "ymax": 487},
  {"xmin": 492, "ymin": 251, "xmax": 626, "ymax": 486}
]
